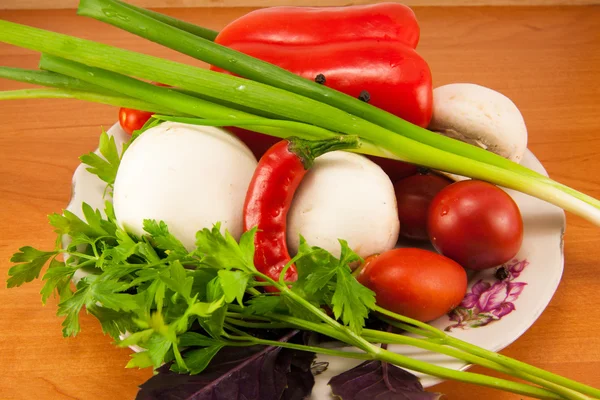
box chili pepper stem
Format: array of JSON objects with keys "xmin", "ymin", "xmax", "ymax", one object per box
[{"xmin": 288, "ymin": 135, "xmax": 360, "ymax": 169}]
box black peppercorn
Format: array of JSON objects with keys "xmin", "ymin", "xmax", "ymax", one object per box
[
  {"xmin": 315, "ymin": 74, "xmax": 326, "ymax": 84},
  {"xmin": 358, "ymin": 90, "xmax": 371, "ymax": 102}
]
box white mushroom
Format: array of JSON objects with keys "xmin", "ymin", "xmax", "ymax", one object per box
[
  {"xmin": 429, "ymin": 83, "xmax": 528, "ymax": 164},
  {"xmin": 287, "ymin": 151, "xmax": 399, "ymax": 259},
  {"xmin": 113, "ymin": 122, "xmax": 257, "ymax": 250}
]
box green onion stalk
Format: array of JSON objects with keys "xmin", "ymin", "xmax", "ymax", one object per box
[{"xmin": 0, "ymin": 17, "xmax": 599, "ymax": 224}]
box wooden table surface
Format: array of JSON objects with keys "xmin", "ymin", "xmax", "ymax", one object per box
[{"xmin": 1, "ymin": 5, "xmax": 599, "ymax": 400}]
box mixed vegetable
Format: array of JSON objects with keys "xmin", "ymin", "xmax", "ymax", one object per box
[{"xmin": 2, "ymin": 1, "xmax": 600, "ymax": 399}]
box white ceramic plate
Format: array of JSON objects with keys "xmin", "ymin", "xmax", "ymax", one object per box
[{"xmin": 66, "ymin": 123, "xmax": 566, "ymax": 395}]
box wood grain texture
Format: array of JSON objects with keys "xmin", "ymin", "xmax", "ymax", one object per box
[
  {"xmin": 1, "ymin": 5, "xmax": 599, "ymax": 400},
  {"xmin": 2, "ymin": 0, "xmax": 600, "ymax": 10}
]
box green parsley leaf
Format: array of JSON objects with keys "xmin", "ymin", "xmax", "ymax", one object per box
[
  {"xmin": 338, "ymin": 239, "xmax": 363, "ymax": 266},
  {"xmin": 238, "ymin": 227, "xmax": 257, "ymax": 262},
  {"xmin": 40, "ymin": 258, "xmax": 76, "ymax": 304},
  {"xmin": 104, "ymin": 200, "xmax": 117, "ymax": 222},
  {"xmin": 90, "ymin": 279, "xmax": 140, "ymax": 312},
  {"xmin": 177, "ymin": 344, "xmax": 223, "ymax": 375},
  {"xmin": 126, "ymin": 351, "xmax": 154, "ymax": 369},
  {"xmin": 282, "ymin": 292, "xmax": 321, "ymax": 322},
  {"xmin": 79, "ymin": 129, "xmax": 121, "ymax": 185},
  {"xmin": 302, "ymin": 253, "xmax": 337, "ymax": 294},
  {"xmin": 137, "ymin": 239, "xmax": 161, "ymax": 264},
  {"xmin": 178, "ymin": 332, "xmax": 221, "ymax": 347},
  {"xmin": 245, "ymin": 296, "xmax": 282, "ymax": 316},
  {"xmin": 88, "ymin": 305, "xmax": 138, "ymax": 340},
  {"xmin": 81, "ymin": 202, "xmax": 115, "ymax": 237},
  {"xmin": 206, "ymin": 276, "xmax": 224, "ymax": 301},
  {"xmin": 127, "ymin": 333, "xmax": 172, "ymax": 369},
  {"xmin": 7, "ymin": 246, "xmax": 57, "ymax": 288},
  {"xmin": 160, "ymin": 261, "xmax": 193, "ymax": 301},
  {"xmin": 198, "ymin": 306, "xmax": 227, "ymax": 340},
  {"xmin": 143, "ymin": 219, "xmax": 188, "ymax": 256},
  {"xmin": 191, "ymin": 269, "xmax": 219, "ymax": 301},
  {"xmin": 195, "ymin": 223, "xmax": 255, "ymax": 272},
  {"xmin": 331, "ymin": 266, "xmax": 375, "ymax": 334},
  {"xmin": 57, "ymin": 281, "xmax": 90, "ymax": 337},
  {"xmin": 119, "ymin": 328, "xmax": 154, "ymax": 348},
  {"xmin": 218, "ymin": 270, "xmax": 250, "ymax": 305},
  {"xmin": 112, "ymin": 227, "xmax": 138, "ymax": 261},
  {"xmin": 49, "ymin": 205, "xmax": 114, "ymax": 239},
  {"xmin": 187, "ymin": 299, "xmax": 224, "ymax": 318}
]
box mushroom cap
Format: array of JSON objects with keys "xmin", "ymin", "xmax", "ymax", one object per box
[
  {"xmin": 113, "ymin": 122, "xmax": 257, "ymax": 250},
  {"xmin": 287, "ymin": 151, "xmax": 399, "ymax": 259},
  {"xmin": 429, "ymin": 83, "xmax": 528, "ymax": 164}
]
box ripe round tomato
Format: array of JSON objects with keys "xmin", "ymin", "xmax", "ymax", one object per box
[
  {"xmin": 118, "ymin": 108, "xmax": 154, "ymax": 135},
  {"xmin": 357, "ymin": 248, "xmax": 467, "ymax": 322},
  {"xmin": 428, "ymin": 180, "xmax": 523, "ymax": 271},
  {"xmin": 394, "ymin": 172, "xmax": 452, "ymax": 240}
]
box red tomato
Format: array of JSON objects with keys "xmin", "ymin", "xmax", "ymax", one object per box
[
  {"xmin": 428, "ymin": 180, "xmax": 523, "ymax": 271},
  {"xmin": 118, "ymin": 108, "xmax": 153, "ymax": 135},
  {"xmin": 394, "ymin": 173, "xmax": 453, "ymax": 240},
  {"xmin": 357, "ymin": 248, "xmax": 467, "ymax": 322}
]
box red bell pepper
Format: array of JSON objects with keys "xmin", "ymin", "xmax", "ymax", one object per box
[
  {"xmin": 214, "ymin": 3, "xmax": 420, "ymax": 49},
  {"xmin": 211, "ymin": 3, "xmax": 432, "ymax": 129}
]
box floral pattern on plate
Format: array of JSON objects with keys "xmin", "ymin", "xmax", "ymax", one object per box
[{"xmin": 445, "ymin": 259, "xmax": 529, "ymax": 331}]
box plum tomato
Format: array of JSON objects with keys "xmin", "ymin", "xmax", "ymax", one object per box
[
  {"xmin": 394, "ymin": 172, "xmax": 453, "ymax": 240},
  {"xmin": 357, "ymin": 248, "xmax": 467, "ymax": 322},
  {"xmin": 118, "ymin": 108, "xmax": 154, "ymax": 135},
  {"xmin": 428, "ymin": 180, "xmax": 523, "ymax": 271}
]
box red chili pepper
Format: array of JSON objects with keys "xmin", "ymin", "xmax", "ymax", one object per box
[
  {"xmin": 244, "ymin": 136, "xmax": 359, "ymax": 291},
  {"xmin": 211, "ymin": 3, "xmax": 432, "ymax": 129}
]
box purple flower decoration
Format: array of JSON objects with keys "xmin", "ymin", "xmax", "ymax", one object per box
[{"xmin": 446, "ymin": 259, "xmax": 529, "ymax": 331}]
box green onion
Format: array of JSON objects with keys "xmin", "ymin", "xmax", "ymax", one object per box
[
  {"xmin": 0, "ymin": 67, "xmax": 112, "ymax": 94},
  {"xmin": 0, "ymin": 18, "xmax": 598, "ymax": 224},
  {"xmin": 0, "ymin": 87, "xmax": 175, "ymax": 113},
  {"xmin": 115, "ymin": 0, "xmax": 218, "ymax": 41}
]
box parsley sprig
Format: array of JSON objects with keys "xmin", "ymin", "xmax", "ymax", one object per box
[
  {"xmin": 8, "ymin": 202, "xmax": 600, "ymax": 399},
  {"xmin": 7, "ymin": 201, "xmax": 377, "ymax": 370}
]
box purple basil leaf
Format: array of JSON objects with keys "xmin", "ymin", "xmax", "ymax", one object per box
[
  {"xmin": 280, "ymin": 349, "xmax": 315, "ymax": 400},
  {"xmin": 136, "ymin": 331, "xmax": 315, "ymax": 400},
  {"xmin": 329, "ymin": 360, "xmax": 442, "ymax": 400}
]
